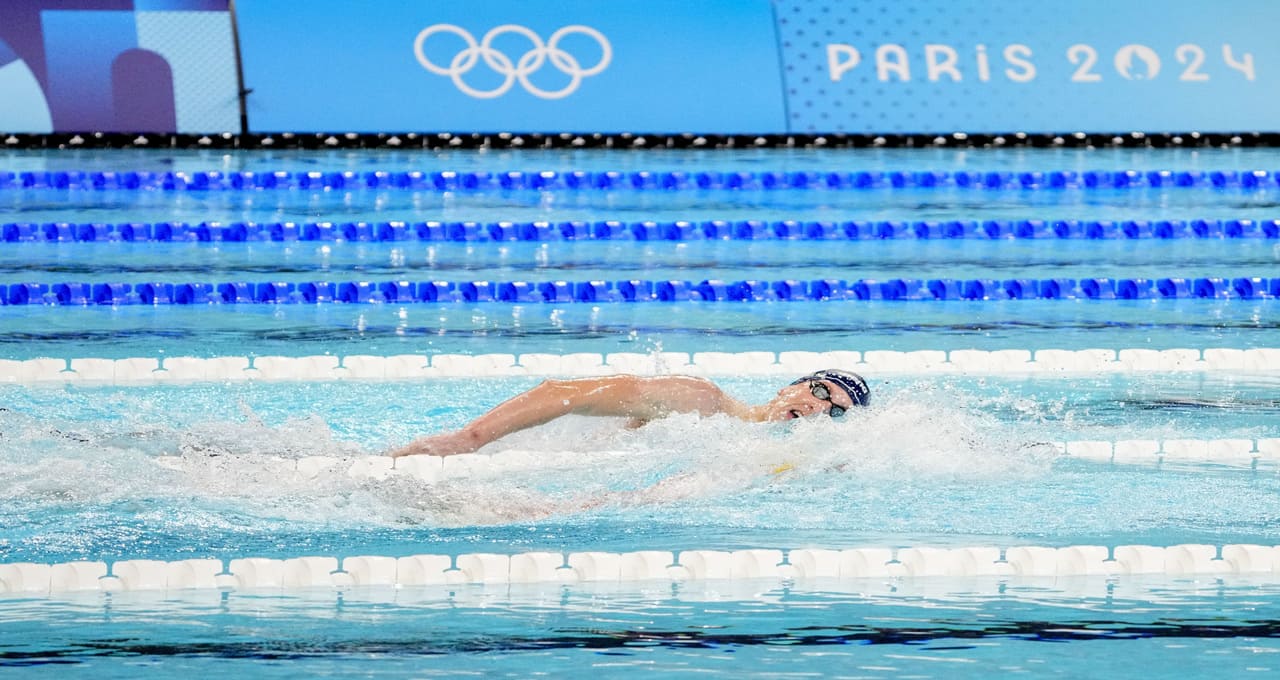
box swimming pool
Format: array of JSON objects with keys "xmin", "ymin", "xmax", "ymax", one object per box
[{"xmin": 1, "ymin": 145, "xmax": 1278, "ymax": 677}]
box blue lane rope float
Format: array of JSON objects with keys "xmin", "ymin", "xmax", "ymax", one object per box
[
  {"xmin": 4, "ymin": 218, "xmax": 1279, "ymax": 244},
  {"xmin": 2, "ymin": 276, "xmax": 1274, "ymax": 306},
  {"xmin": 0, "ymin": 169, "xmax": 1278, "ymax": 192}
]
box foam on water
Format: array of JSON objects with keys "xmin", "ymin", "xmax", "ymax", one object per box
[
  {"xmin": 2, "ymin": 375, "xmax": 1277, "ymax": 560},
  {"xmin": 0, "ymin": 384, "xmax": 1058, "ymax": 530}
]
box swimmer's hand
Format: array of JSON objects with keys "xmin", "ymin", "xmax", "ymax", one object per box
[{"xmin": 387, "ymin": 430, "xmax": 481, "ymax": 458}]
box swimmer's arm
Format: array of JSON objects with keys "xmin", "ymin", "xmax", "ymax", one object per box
[{"xmin": 388, "ymin": 376, "xmax": 691, "ymax": 458}]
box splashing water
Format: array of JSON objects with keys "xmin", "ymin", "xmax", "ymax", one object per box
[
  {"xmin": 0, "ymin": 382, "xmax": 1059, "ymax": 531},
  {"xmin": 4, "ymin": 376, "xmax": 1279, "ymax": 562}
]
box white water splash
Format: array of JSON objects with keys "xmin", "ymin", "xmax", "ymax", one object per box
[{"xmin": 0, "ymin": 384, "xmax": 1060, "ymax": 529}]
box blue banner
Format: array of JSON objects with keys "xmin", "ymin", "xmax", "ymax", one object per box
[
  {"xmin": 775, "ymin": 0, "xmax": 1280, "ymax": 133},
  {"xmin": 0, "ymin": 0, "xmax": 238, "ymax": 133},
  {"xmin": 234, "ymin": 0, "xmax": 787, "ymax": 133}
]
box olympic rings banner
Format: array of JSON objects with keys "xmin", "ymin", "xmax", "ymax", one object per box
[
  {"xmin": 68, "ymin": 0, "xmax": 1274, "ymax": 135},
  {"xmin": 233, "ymin": 0, "xmax": 787, "ymax": 133}
]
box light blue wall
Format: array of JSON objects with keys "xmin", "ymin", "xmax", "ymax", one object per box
[{"xmin": 234, "ymin": 0, "xmax": 788, "ymax": 133}]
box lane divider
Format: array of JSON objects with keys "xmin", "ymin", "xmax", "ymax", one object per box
[
  {"xmin": 3, "ymin": 275, "xmax": 1275, "ymax": 306},
  {"xmin": 4, "ymin": 542, "xmax": 1279, "ymax": 597},
  {"xmin": 193, "ymin": 436, "xmax": 1280, "ymax": 485},
  {"xmin": 0, "ymin": 169, "xmax": 1276, "ymax": 192},
  {"xmin": 2, "ymin": 348, "xmax": 1276, "ymax": 384},
  {"xmin": 155, "ymin": 436, "xmax": 1280, "ymax": 489},
  {"xmin": 6, "ymin": 217, "xmax": 1279, "ymax": 243}
]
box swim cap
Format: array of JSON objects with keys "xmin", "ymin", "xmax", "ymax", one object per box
[{"xmin": 791, "ymin": 369, "xmax": 871, "ymax": 407}]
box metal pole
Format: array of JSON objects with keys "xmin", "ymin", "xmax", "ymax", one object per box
[{"xmin": 227, "ymin": 0, "xmax": 250, "ymax": 136}]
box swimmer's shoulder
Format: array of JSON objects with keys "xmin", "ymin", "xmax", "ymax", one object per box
[
  {"xmin": 638, "ymin": 374, "xmax": 718, "ymax": 389},
  {"xmin": 564, "ymin": 374, "xmax": 731, "ymax": 419},
  {"xmin": 615, "ymin": 374, "xmax": 717, "ymax": 396}
]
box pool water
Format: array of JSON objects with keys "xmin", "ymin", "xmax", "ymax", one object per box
[
  {"xmin": 1, "ymin": 146, "xmax": 1279, "ymax": 677},
  {"xmin": 4, "ymin": 579, "xmax": 1280, "ymax": 678}
]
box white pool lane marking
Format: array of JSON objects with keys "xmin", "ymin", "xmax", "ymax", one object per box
[
  {"xmin": 3, "ymin": 543, "xmax": 1280, "ymax": 597},
  {"xmin": 1, "ymin": 348, "xmax": 1277, "ymax": 384}
]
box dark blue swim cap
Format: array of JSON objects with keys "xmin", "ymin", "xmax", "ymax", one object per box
[{"xmin": 791, "ymin": 369, "xmax": 870, "ymax": 407}]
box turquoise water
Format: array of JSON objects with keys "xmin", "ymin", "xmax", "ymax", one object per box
[
  {"xmin": 3, "ymin": 579, "xmax": 1280, "ymax": 678},
  {"xmin": 1, "ymin": 374, "xmax": 1278, "ymax": 564},
  {"xmin": 1, "ymin": 298, "xmax": 1276, "ymax": 360},
  {"xmin": 1, "ymin": 147, "xmax": 1279, "ymax": 677},
  {"xmin": 1, "ymin": 240, "xmax": 1273, "ymax": 284}
]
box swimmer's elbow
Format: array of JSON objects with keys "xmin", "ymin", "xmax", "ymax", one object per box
[
  {"xmin": 533, "ymin": 378, "xmax": 603, "ymax": 411},
  {"xmin": 531, "ymin": 378, "xmax": 573, "ymax": 400}
]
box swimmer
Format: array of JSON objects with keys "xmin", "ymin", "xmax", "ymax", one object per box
[
  {"xmin": 0, "ymin": 406, "xmax": 92, "ymax": 444},
  {"xmin": 388, "ymin": 369, "xmax": 870, "ymax": 458}
]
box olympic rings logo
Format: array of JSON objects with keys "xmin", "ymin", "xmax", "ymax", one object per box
[{"xmin": 413, "ymin": 24, "xmax": 612, "ymax": 99}]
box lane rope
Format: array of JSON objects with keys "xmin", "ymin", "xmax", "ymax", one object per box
[
  {"xmin": 3, "ymin": 541, "xmax": 1279, "ymax": 596},
  {"xmin": 147, "ymin": 436, "xmax": 1280, "ymax": 487},
  {"xmin": 0, "ymin": 168, "xmax": 1277, "ymax": 192},
  {"xmin": 2, "ymin": 275, "xmax": 1274, "ymax": 305},
  {"xmin": 2, "ymin": 348, "xmax": 1277, "ymax": 384},
  {"xmin": 5, "ymin": 217, "xmax": 1278, "ymax": 243}
]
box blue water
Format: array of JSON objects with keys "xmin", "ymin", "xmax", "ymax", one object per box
[
  {"xmin": 1, "ymin": 147, "xmax": 1279, "ymax": 677},
  {"xmin": 7, "ymin": 176, "xmax": 1280, "ymax": 225},
  {"xmin": 2, "ymin": 240, "xmax": 1273, "ymax": 283},
  {"xmin": 3, "ymin": 579, "xmax": 1280, "ymax": 678}
]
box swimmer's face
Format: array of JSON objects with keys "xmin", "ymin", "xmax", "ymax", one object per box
[{"xmin": 764, "ymin": 379, "xmax": 855, "ymax": 421}]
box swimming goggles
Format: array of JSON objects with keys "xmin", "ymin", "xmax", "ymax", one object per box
[{"xmin": 807, "ymin": 380, "xmax": 847, "ymax": 418}]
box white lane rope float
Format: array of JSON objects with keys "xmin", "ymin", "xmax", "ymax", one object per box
[
  {"xmin": 1, "ymin": 347, "xmax": 1278, "ymax": 385},
  {"xmin": 4, "ymin": 542, "xmax": 1280, "ymax": 597}
]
